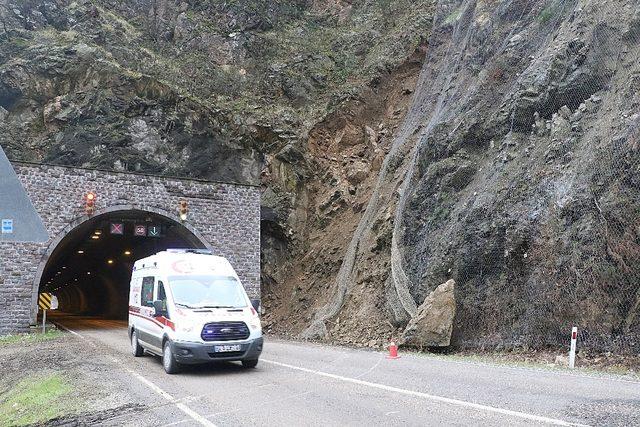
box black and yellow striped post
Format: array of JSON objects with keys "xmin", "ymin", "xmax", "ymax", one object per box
[{"xmin": 38, "ymin": 292, "xmax": 52, "ymax": 333}]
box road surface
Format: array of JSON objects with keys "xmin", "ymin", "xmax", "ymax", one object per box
[{"xmin": 53, "ymin": 315, "xmax": 640, "ymax": 426}]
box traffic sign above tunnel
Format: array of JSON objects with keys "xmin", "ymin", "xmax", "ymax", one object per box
[{"xmin": 0, "ymin": 146, "xmax": 48, "ymax": 242}]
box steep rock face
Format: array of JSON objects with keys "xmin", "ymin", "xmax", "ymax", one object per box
[
  {"xmin": 0, "ymin": 0, "xmax": 432, "ymax": 181},
  {"xmin": 0, "ymin": 0, "xmax": 260, "ymax": 182},
  {"xmin": 301, "ymin": 0, "xmax": 640, "ymax": 354}
]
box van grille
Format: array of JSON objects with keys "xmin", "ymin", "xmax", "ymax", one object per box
[{"xmin": 201, "ymin": 322, "xmax": 250, "ymax": 341}]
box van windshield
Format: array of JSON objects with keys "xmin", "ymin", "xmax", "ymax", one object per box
[{"xmin": 168, "ymin": 275, "xmax": 247, "ymax": 309}]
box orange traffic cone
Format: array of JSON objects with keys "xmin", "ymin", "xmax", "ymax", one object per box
[{"xmin": 386, "ymin": 339, "xmax": 400, "ymax": 359}]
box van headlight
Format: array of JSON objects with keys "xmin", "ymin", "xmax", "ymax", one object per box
[{"xmin": 177, "ymin": 320, "xmax": 196, "ymax": 333}]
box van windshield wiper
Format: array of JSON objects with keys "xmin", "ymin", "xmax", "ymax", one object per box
[
  {"xmin": 175, "ymin": 302, "xmax": 197, "ymax": 309},
  {"xmin": 196, "ymin": 305, "xmax": 235, "ymax": 309}
]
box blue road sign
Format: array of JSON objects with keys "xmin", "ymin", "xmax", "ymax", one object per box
[
  {"xmin": 1, "ymin": 219, "xmax": 13, "ymax": 234},
  {"xmin": 0, "ymin": 145, "xmax": 48, "ymax": 242},
  {"xmin": 148, "ymin": 225, "xmax": 161, "ymax": 237}
]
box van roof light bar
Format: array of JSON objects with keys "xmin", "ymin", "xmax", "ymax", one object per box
[{"xmin": 166, "ymin": 248, "xmax": 213, "ymax": 255}]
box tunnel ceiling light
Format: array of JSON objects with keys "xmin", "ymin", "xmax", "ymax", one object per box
[
  {"xmin": 124, "ymin": 250, "xmax": 131, "ymax": 256},
  {"xmin": 87, "ymin": 272, "xmax": 91, "ymax": 275},
  {"xmin": 94, "ymin": 230, "xmax": 102, "ymax": 235},
  {"xmin": 91, "ymin": 235, "xmax": 100, "ymax": 240},
  {"xmin": 107, "ymin": 259, "xmax": 114, "ymax": 265},
  {"xmin": 77, "ymin": 250, "xmax": 84, "ymax": 254}
]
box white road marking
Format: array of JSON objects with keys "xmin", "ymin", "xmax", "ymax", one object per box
[
  {"xmin": 125, "ymin": 368, "xmax": 217, "ymax": 427},
  {"xmin": 54, "ymin": 321, "xmax": 86, "ymax": 339},
  {"xmin": 262, "ymin": 359, "xmax": 589, "ymax": 427},
  {"xmin": 59, "ymin": 323, "xmax": 217, "ymax": 427},
  {"xmin": 269, "ymin": 339, "xmax": 640, "ymax": 385}
]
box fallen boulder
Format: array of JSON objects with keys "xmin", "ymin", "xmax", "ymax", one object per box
[{"xmin": 400, "ymin": 279, "xmax": 456, "ymax": 348}]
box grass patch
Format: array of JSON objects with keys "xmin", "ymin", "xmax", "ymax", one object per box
[
  {"xmin": 444, "ymin": 7, "xmax": 463, "ymax": 25},
  {"xmin": 0, "ymin": 330, "xmax": 63, "ymax": 346},
  {"xmin": 538, "ymin": 1, "xmax": 560, "ymax": 25},
  {"xmin": 0, "ymin": 373, "xmax": 75, "ymax": 426}
]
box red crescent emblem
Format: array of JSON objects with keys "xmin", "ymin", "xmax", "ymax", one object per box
[{"xmin": 172, "ymin": 260, "xmax": 194, "ymax": 274}]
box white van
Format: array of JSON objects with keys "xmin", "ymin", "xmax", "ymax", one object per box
[{"xmin": 128, "ymin": 249, "xmax": 263, "ymax": 374}]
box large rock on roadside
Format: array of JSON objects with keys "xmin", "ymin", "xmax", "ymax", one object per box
[{"xmin": 400, "ymin": 279, "xmax": 456, "ymax": 348}]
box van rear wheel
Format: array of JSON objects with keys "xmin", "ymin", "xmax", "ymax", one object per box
[
  {"xmin": 131, "ymin": 330, "xmax": 144, "ymax": 357},
  {"xmin": 163, "ymin": 340, "xmax": 180, "ymax": 374},
  {"xmin": 242, "ymin": 359, "xmax": 259, "ymax": 368}
]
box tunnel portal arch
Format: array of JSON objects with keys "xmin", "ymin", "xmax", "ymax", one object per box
[{"xmin": 31, "ymin": 205, "xmax": 212, "ymax": 321}]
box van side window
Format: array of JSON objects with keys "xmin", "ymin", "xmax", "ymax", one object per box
[
  {"xmin": 141, "ymin": 277, "xmax": 155, "ymax": 307},
  {"xmin": 157, "ymin": 281, "xmax": 168, "ymax": 315}
]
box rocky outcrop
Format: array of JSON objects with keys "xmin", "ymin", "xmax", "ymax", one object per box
[{"xmin": 400, "ymin": 280, "xmax": 455, "ymax": 348}]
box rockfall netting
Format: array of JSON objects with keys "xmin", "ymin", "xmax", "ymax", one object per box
[{"xmin": 305, "ymin": 0, "xmax": 640, "ymax": 354}]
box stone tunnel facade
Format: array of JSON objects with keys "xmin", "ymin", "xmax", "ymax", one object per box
[{"xmin": 0, "ymin": 162, "xmax": 260, "ymax": 335}]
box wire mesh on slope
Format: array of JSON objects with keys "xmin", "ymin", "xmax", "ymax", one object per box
[{"xmin": 306, "ymin": 0, "xmax": 640, "ymax": 354}]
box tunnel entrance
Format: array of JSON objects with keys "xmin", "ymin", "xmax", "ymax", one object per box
[{"xmin": 37, "ymin": 209, "xmax": 207, "ymax": 320}]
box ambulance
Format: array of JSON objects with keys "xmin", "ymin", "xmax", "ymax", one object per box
[{"xmin": 128, "ymin": 249, "xmax": 263, "ymax": 374}]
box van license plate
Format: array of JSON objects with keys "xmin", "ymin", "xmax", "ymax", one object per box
[{"xmin": 214, "ymin": 345, "xmax": 241, "ymax": 352}]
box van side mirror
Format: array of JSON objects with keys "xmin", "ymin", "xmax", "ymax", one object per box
[
  {"xmin": 153, "ymin": 300, "xmax": 167, "ymax": 317},
  {"xmin": 251, "ymin": 299, "xmax": 261, "ymax": 313}
]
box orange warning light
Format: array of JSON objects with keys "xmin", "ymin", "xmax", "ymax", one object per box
[
  {"xmin": 179, "ymin": 200, "xmax": 188, "ymax": 221},
  {"xmin": 85, "ymin": 192, "xmax": 97, "ymax": 215}
]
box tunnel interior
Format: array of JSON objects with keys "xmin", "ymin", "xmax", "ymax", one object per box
[{"xmin": 39, "ymin": 210, "xmax": 205, "ymax": 319}]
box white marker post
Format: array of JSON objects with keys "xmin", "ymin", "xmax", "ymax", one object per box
[
  {"xmin": 42, "ymin": 308, "xmax": 47, "ymax": 334},
  {"xmin": 568, "ymin": 326, "xmax": 578, "ymax": 369}
]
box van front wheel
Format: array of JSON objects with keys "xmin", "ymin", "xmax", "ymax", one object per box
[
  {"xmin": 131, "ymin": 330, "xmax": 144, "ymax": 357},
  {"xmin": 163, "ymin": 340, "xmax": 180, "ymax": 374}
]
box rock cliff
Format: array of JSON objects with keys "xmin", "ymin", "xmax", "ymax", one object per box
[{"xmin": 298, "ymin": 0, "xmax": 640, "ymax": 354}]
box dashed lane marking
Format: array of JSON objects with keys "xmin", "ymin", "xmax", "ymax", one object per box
[
  {"xmin": 262, "ymin": 359, "xmax": 590, "ymax": 427},
  {"xmin": 54, "ymin": 321, "xmax": 87, "ymax": 340},
  {"xmin": 124, "ymin": 366, "xmax": 217, "ymax": 427}
]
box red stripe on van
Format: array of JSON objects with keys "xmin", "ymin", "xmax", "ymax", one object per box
[
  {"xmin": 158, "ymin": 316, "xmax": 175, "ymax": 331},
  {"xmin": 129, "ymin": 311, "xmax": 164, "ymax": 328},
  {"xmin": 129, "ymin": 310, "xmax": 175, "ymax": 331}
]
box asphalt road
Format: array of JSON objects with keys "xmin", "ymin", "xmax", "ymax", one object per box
[{"xmin": 53, "ymin": 315, "xmax": 640, "ymax": 426}]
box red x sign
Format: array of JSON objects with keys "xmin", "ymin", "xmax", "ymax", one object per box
[{"xmin": 110, "ymin": 223, "xmax": 124, "ymax": 235}]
